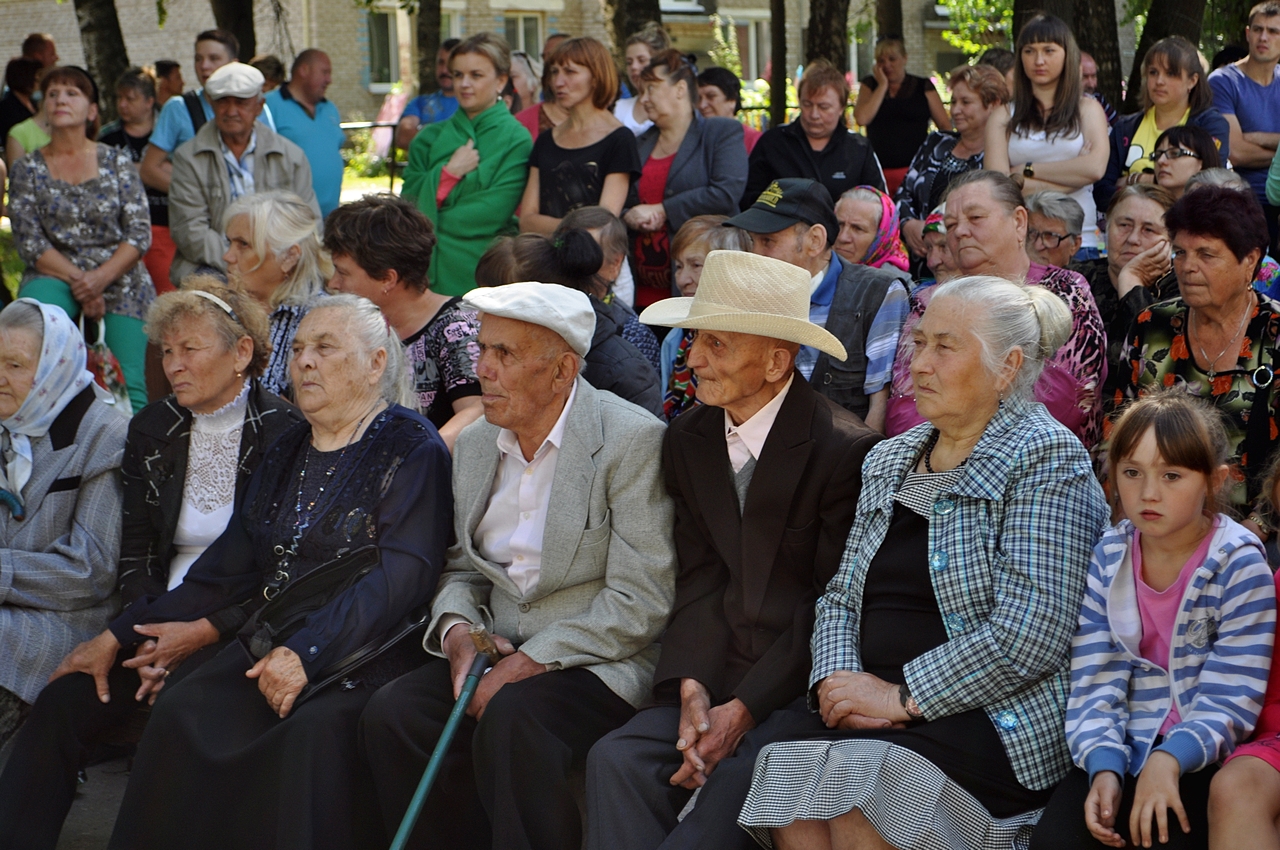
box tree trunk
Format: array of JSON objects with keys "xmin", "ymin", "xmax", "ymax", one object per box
[
  {"xmin": 1217, "ymin": 0, "xmax": 1253, "ymax": 49},
  {"xmin": 208, "ymin": 0, "xmax": 255, "ymax": 61},
  {"xmin": 601, "ymin": 0, "xmax": 662, "ymax": 55},
  {"xmin": 1013, "ymin": 0, "xmax": 1074, "ymax": 38},
  {"xmin": 417, "ymin": 0, "xmax": 441, "ymax": 93},
  {"xmin": 771, "ymin": 0, "xmax": 787, "ymax": 128},
  {"xmin": 1122, "ymin": 0, "xmax": 1207, "ymax": 110},
  {"xmin": 808, "ymin": 0, "xmax": 851, "ymax": 69},
  {"xmin": 71, "ymin": 0, "xmax": 129, "ymax": 124},
  {"xmin": 876, "ymin": 0, "xmax": 902, "ymax": 39},
  {"xmin": 1074, "ymin": 0, "xmax": 1123, "ymax": 107}
]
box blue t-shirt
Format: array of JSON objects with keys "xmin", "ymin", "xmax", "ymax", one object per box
[
  {"xmin": 149, "ymin": 88, "xmax": 276, "ymax": 153},
  {"xmin": 400, "ymin": 91, "xmax": 458, "ymax": 127},
  {"xmin": 1209, "ymin": 63, "xmax": 1280, "ymax": 200},
  {"xmin": 265, "ymin": 86, "xmax": 345, "ymax": 217}
]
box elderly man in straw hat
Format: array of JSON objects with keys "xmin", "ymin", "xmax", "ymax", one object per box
[
  {"xmin": 585, "ymin": 250, "xmax": 882, "ymax": 850},
  {"xmin": 359, "ymin": 282, "xmax": 676, "ymax": 850},
  {"xmin": 168, "ymin": 61, "xmax": 319, "ymax": 288}
]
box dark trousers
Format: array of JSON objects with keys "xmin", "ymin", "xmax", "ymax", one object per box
[
  {"xmin": 1266, "ymin": 203, "xmax": 1280, "ymax": 258},
  {"xmin": 585, "ymin": 697, "xmax": 825, "ymax": 850},
  {"xmin": 1029, "ymin": 764, "xmax": 1217, "ymax": 850},
  {"xmin": 0, "ymin": 642, "xmax": 222, "ymax": 850},
  {"xmin": 359, "ymin": 659, "xmax": 634, "ymax": 850}
]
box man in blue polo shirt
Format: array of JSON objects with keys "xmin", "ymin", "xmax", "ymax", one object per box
[
  {"xmin": 393, "ymin": 37, "xmax": 460, "ymax": 151},
  {"xmin": 266, "ymin": 50, "xmax": 344, "ymax": 217}
]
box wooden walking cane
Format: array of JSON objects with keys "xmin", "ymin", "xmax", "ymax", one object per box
[{"xmin": 389, "ymin": 624, "xmax": 501, "ymax": 850}]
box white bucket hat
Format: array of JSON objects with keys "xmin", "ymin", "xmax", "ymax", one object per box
[{"xmin": 638, "ymin": 250, "xmax": 847, "ymax": 360}]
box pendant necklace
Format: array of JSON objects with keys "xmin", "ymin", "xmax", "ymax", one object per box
[{"xmin": 1191, "ymin": 298, "xmax": 1252, "ymax": 380}]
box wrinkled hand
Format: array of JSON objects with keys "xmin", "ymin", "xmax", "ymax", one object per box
[
  {"xmin": 70, "ymin": 267, "xmax": 111, "ymax": 304},
  {"xmin": 1085, "ymin": 770, "xmax": 1126, "ymax": 847},
  {"xmin": 676, "ymin": 698, "xmax": 756, "ymax": 789},
  {"xmin": 469, "ymin": 649, "xmax": 545, "ymax": 720},
  {"xmin": 123, "ymin": 618, "xmax": 219, "ymax": 702},
  {"xmin": 445, "ymin": 139, "xmax": 481, "ymax": 179},
  {"xmin": 1130, "ymin": 751, "xmax": 1188, "ymax": 848},
  {"xmin": 1115, "ymin": 238, "xmax": 1171, "ymax": 298},
  {"xmin": 81, "ymin": 296, "xmax": 106, "ymax": 321},
  {"xmin": 443, "ymin": 623, "xmax": 516, "ymax": 699},
  {"xmin": 49, "ymin": 630, "xmax": 120, "ymax": 703},
  {"xmin": 245, "ymin": 646, "xmax": 308, "ymax": 719},
  {"xmin": 816, "ymin": 671, "xmax": 904, "ymax": 728},
  {"xmin": 669, "ymin": 680, "xmax": 712, "ymax": 788},
  {"xmin": 902, "ymin": 218, "xmax": 927, "ymax": 256}
]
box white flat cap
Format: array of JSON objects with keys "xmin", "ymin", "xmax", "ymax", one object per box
[
  {"xmin": 463, "ymin": 283, "xmax": 596, "ymax": 357},
  {"xmin": 205, "ymin": 62, "xmax": 265, "ymax": 100}
]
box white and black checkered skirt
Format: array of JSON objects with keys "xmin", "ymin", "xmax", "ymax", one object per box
[{"xmin": 738, "ymin": 738, "xmax": 1045, "ymax": 850}]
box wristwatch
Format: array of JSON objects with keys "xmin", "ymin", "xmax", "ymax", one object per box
[
  {"xmin": 899, "ymin": 682, "xmax": 924, "ymax": 720},
  {"xmin": 1023, "ymin": 161, "xmax": 1035, "ymax": 178}
]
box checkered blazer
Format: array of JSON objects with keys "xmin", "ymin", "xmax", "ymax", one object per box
[{"xmin": 811, "ymin": 394, "xmax": 1110, "ymax": 790}]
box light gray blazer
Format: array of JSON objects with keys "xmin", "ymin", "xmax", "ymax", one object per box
[
  {"xmin": 0, "ymin": 393, "xmax": 126, "ymax": 702},
  {"xmin": 168, "ymin": 120, "xmax": 320, "ymax": 287},
  {"xmin": 426, "ymin": 379, "xmax": 676, "ymax": 708}
]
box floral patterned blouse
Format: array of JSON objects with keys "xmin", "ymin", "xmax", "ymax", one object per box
[
  {"xmin": 885, "ymin": 263, "xmax": 1108, "ymax": 448},
  {"xmin": 1123, "ymin": 294, "xmax": 1280, "ymax": 511},
  {"xmin": 8, "ymin": 143, "xmax": 154, "ymax": 321},
  {"xmin": 893, "ymin": 131, "xmax": 984, "ymax": 223}
]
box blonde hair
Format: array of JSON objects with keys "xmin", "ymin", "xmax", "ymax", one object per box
[
  {"xmin": 222, "ymin": 191, "xmax": 333, "ymax": 309},
  {"xmin": 145, "ymin": 275, "xmax": 273, "ymax": 377}
]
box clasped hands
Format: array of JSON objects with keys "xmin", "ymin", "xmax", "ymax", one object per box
[
  {"xmin": 442, "ymin": 622, "xmax": 547, "ymax": 720},
  {"xmin": 1085, "ymin": 752, "xmax": 1187, "ymax": 848},
  {"xmin": 623, "ymin": 203, "xmax": 667, "ymax": 233},
  {"xmin": 815, "ymin": 670, "xmax": 911, "ymax": 731},
  {"xmin": 668, "ymin": 679, "xmax": 757, "ymax": 790},
  {"xmin": 68, "ymin": 267, "xmax": 111, "ymax": 320}
]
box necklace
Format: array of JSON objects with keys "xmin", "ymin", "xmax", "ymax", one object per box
[
  {"xmin": 266, "ymin": 401, "xmax": 382, "ymax": 594},
  {"xmin": 1190, "ymin": 296, "xmax": 1253, "ymax": 380},
  {"xmin": 923, "ymin": 429, "xmax": 970, "ymax": 474}
]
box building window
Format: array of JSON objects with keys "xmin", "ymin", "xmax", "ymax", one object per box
[
  {"xmin": 504, "ymin": 14, "xmax": 542, "ymax": 53},
  {"xmin": 369, "ymin": 11, "xmax": 398, "ymax": 85}
]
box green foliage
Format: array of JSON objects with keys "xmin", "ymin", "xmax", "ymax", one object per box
[
  {"xmin": 939, "ymin": 0, "xmax": 1013, "ymax": 53},
  {"xmin": 156, "ymin": 0, "xmax": 167, "ymax": 28},
  {"xmin": 344, "ymin": 128, "xmax": 391, "ymax": 178},
  {"xmin": 709, "ymin": 14, "xmax": 744, "ymax": 78}
]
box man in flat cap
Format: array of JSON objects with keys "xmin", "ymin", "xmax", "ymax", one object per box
[
  {"xmin": 729, "ymin": 178, "xmax": 909, "ymax": 433},
  {"xmin": 359, "ymin": 282, "xmax": 676, "ymax": 850},
  {"xmin": 168, "ymin": 61, "xmax": 319, "ymax": 287},
  {"xmin": 586, "ymin": 250, "xmax": 881, "ymax": 850}
]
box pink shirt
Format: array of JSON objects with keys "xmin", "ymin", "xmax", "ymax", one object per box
[{"xmin": 1133, "ymin": 518, "xmax": 1218, "ymax": 733}]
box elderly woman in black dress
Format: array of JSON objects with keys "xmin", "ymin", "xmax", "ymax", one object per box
[
  {"xmin": 0, "ymin": 279, "xmax": 300, "ymax": 850},
  {"xmin": 104, "ymin": 294, "xmax": 453, "ymax": 850}
]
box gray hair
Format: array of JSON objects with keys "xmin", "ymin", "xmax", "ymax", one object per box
[
  {"xmin": 1185, "ymin": 167, "xmax": 1249, "ymax": 194},
  {"xmin": 838, "ymin": 187, "xmax": 886, "ymax": 228},
  {"xmin": 222, "ymin": 191, "xmax": 333, "ymax": 308},
  {"xmin": 928, "ymin": 275, "xmax": 1072, "ymax": 400},
  {"xmin": 0, "ymin": 301, "xmax": 45, "ymax": 345},
  {"xmin": 1024, "ymin": 191, "xmax": 1085, "ymax": 237},
  {"xmin": 304, "ymin": 293, "xmax": 413, "ymax": 407}
]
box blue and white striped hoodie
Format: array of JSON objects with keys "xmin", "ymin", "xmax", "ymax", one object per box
[{"xmin": 1066, "ymin": 516, "xmax": 1276, "ymax": 783}]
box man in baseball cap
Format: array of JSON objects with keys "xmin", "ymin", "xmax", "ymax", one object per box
[
  {"xmin": 727, "ymin": 177, "xmax": 910, "ymax": 433},
  {"xmin": 359, "ymin": 281, "xmax": 677, "ymax": 850},
  {"xmin": 586, "ymin": 250, "xmax": 882, "ymax": 850}
]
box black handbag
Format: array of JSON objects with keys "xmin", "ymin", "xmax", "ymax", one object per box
[{"xmin": 240, "ymin": 545, "xmax": 429, "ymax": 707}]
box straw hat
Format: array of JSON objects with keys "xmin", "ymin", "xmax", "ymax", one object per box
[{"xmin": 638, "ymin": 250, "xmax": 847, "ymax": 360}]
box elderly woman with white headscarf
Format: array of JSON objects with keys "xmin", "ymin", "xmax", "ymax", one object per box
[{"xmin": 0, "ymin": 299, "xmax": 126, "ymax": 747}]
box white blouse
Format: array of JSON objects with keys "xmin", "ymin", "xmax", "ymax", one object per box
[{"xmin": 167, "ymin": 383, "xmax": 249, "ymax": 589}]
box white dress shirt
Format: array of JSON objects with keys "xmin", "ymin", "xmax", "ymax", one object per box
[{"xmin": 724, "ymin": 375, "xmax": 793, "ymax": 473}]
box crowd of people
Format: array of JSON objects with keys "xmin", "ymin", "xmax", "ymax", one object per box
[{"xmin": 3, "ymin": 6, "xmax": 1280, "ymax": 850}]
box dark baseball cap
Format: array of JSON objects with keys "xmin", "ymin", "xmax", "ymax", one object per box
[{"xmin": 727, "ymin": 178, "xmax": 839, "ymax": 245}]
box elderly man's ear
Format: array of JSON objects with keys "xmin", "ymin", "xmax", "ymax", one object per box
[
  {"xmin": 805, "ymin": 223, "xmax": 830, "ymax": 260},
  {"xmin": 766, "ymin": 342, "xmax": 800, "ymax": 383},
  {"xmin": 551, "ymin": 349, "xmax": 582, "ymax": 390}
]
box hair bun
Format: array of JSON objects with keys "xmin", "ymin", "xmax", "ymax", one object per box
[
  {"xmin": 553, "ymin": 229, "xmax": 604, "ymax": 279},
  {"xmin": 1024, "ymin": 286, "xmax": 1072, "ymax": 359}
]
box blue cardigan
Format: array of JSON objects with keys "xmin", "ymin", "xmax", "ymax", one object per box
[{"xmin": 1066, "ymin": 517, "xmax": 1275, "ymax": 784}]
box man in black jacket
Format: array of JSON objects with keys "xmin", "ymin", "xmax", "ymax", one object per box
[{"xmin": 741, "ymin": 60, "xmax": 885, "ymax": 209}]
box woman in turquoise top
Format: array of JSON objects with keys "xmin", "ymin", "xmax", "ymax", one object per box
[{"xmin": 401, "ymin": 32, "xmax": 532, "ymax": 296}]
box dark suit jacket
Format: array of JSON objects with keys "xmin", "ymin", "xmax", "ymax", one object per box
[
  {"xmin": 110, "ymin": 381, "xmax": 301, "ymax": 643},
  {"xmin": 653, "ymin": 375, "xmax": 882, "ymax": 722},
  {"xmin": 632, "ymin": 115, "xmax": 748, "ymax": 235}
]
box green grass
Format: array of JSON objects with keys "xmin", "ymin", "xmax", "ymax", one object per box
[{"xmin": 341, "ymin": 171, "xmax": 402, "ymax": 198}]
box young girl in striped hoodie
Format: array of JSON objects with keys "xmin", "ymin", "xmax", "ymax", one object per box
[{"xmin": 1031, "ymin": 393, "xmax": 1276, "ymax": 850}]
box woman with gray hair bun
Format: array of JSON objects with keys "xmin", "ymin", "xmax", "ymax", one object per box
[
  {"xmin": 105, "ymin": 292, "xmax": 452, "ymax": 850},
  {"xmin": 221, "ymin": 190, "xmax": 332, "ymax": 398},
  {"xmin": 739, "ymin": 274, "xmax": 1110, "ymax": 850}
]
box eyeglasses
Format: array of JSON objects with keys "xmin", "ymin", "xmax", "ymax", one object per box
[
  {"xmin": 1027, "ymin": 228, "xmax": 1076, "ymax": 248},
  {"xmin": 1152, "ymin": 148, "xmax": 1201, "ymax": 162}
]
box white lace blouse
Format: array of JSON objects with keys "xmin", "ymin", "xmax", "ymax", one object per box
[{"xmin": 167, "ymin": 383, "xmax": 249, "ymax": 589}]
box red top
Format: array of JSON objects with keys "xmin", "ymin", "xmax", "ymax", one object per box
[
  {"xmin": 633, "ymin": 153, "xmax": 675, "ymax": 309},
  {"xmin": 1224, "ymin": 569, "xmax": 1280, "ymax": 771},
  {"xmin": 743, "ymin": 125, "xmax": 762, "ymax": 155}
]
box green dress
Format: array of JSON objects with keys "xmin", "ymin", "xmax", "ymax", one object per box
[{"xmin": 401, "ymin": 101, "xmax": 533, "ymax": 296}]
